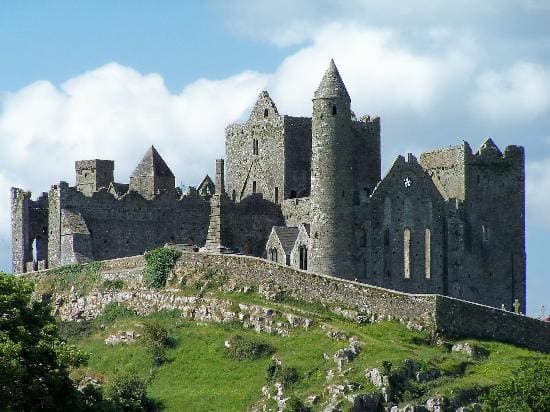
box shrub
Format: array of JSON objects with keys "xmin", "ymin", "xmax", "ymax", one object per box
[
  {"xmin": 142, "ymin": 320, "xmax": 171, "ymax": 367},
  {"xmin": 224, "ymin": 334, "xmax": 275, "ymax": 361},
  {"xmin": 57, "ymin": 320, "xmax": 95, "ymax": 341},
  {"xmin": 481, "ymin": 360, "xmax": 550, "ymax": 411},
  {"xmin": 95, "ymin": 302, "xmax": 133, "ymax": 323},
  {"xmin": 284, "ymin": 396, "xmax": 309, "ymax": 412},
  {"xmin": 143, "ymin": 247, "xmax": 181, "ymax": 288},
  {"xmin": 104, "ymin": 371, "xmax": 154, "ymax": 411},
  {"xmin": 100, "ymin": 279, "xmax": 125, "ymax": 291},
  {"xmin": 266, "ymin": 360, "xmax": 300, "ymax": 388}
]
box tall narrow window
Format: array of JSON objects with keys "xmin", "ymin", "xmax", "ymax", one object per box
[
  {"xmin": 383, "ymin": 229, "xmax": 391, "ymax": 276},
  {"xmin": 274, "ymin": 187, "xmax": 279, "ymax": 204},
  {"xmin": 404, "ymin": 228, "xmax": 411, "ymax": 279},
  {"xmin": 299, "ymin": 246, "xmax": 308, "ymax": 270},
  {"xmin": 270, "ymin": 248, "xmax": 278, "ymax": 262},
  {"xmin": 264, "ymin": 108, "xmax": 269, "ymax": 117},
  {"xmin": 332, "ymin": 105, "xmax": 337, "ymax": 115},
  {"xmin": 425, "ymin": 228, "xmax": 431, "ymax": 279},
  {"xmin": 482, "ymin": 224, "xmax": 489, "ymax": 242},
  {"xmin": 252, "ymin": 181, "xmax": 257, "ymax": 193},
  {"xmin": 253, "ymin": 139, "xmax": 259, "ymax": 155},
  {"xmin": 232, "ymin": 190, "xmax": 236, "ymax": 201}
]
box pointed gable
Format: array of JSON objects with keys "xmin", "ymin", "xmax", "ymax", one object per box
[
  {"xmin": 197, "ymin": 174, "xmax": 215, "ymax": 198},
  {"xmin": 131, "ymin": 145, "xmax": 174, "ymax": 179},
  {"xmin": 476, "ymin": 138, "xmax": 503, "ymax": 157},
  {"xmin": 249, "ymin": 90, "xmax": 279, "ymax": 122},
  {"xmin": 314, "ymin": 59, "xmax": 350, "ymax": 100},
  {"xmin": 129, "ymin": 146, "xmax": 175, "ymax": 198}
]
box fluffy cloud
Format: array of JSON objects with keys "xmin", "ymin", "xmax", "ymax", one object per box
[
  {"xmin": 526, "ymin": 157, "xmax": 550, "ymax": 229},
  {"xmin": 470, "ymin": 63, "xmax": 550, "ymax": 122}
]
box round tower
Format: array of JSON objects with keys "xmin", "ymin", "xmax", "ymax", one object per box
[{"xmin": 309, "ymin": 60, "xmax": 355, "ymax": 279}]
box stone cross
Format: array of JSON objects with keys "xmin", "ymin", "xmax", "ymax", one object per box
[{"xmin": 513, "ymin": 299, "xmax": 520, "ymax": 314}]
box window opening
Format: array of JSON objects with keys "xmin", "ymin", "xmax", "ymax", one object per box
[
  {"xmin": 252, "ymin": 139, "xmax": 259, "ymax": 155},
  {"xmin": 264, "ymin": 108, "xmax": 269, "ymax": 117},
  {"xmin": 252, "ymin": 181, "xmax": 257, "ymax": 193},
  {"xmin": 299, "ymin": 246, "xmax": 308, "ymax": 270},
  {"xmin": 425, "ymin": 228, "xmax": 431, "ymax": 279},
  {"xmin": 274, "ymin": 187, "xmax": 279, "ymax": 204},
  {"xmin": 404, "ymin": 228, "xmax": 411, "ymax": 279},
  {"xmin": 332, "ymin": 105, "xmax": 337, "ymax": 115}
]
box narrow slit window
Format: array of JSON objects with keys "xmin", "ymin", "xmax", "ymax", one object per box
[
  {"xmin": 264, "ymin": 108, "xmax": 269, "ymax": 117},
  {"xmin": 253, "ymin": 139, "xmax": 259, "ymax": 155},
  {"xmin": 425, "ymin": 228, "xmax": 431, "ymax": 279},
  {"xmin": 252, "ymin": 181, "xmax": 257, "ymax": 193},
  {"xmin": 274, "ymin": 187, "xmax": 279, "ymax": 204},
  {"xmin": 332, "ymin": 105, "xmax": 337, "ymax": 115},
  {"xmin": 404, "ymin": 228, "xmax": 411, "ymax": 279}
]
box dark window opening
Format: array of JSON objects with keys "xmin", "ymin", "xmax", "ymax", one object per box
[
  {"xmin": 264, "ymin": 108, "xmax": 269, "ymax": 117},
  {"xmin": 290, "ymin": 190, "xmax": 297, "ymax": 199},
  {"xmin": 342, "ymin": 190, "xmax": 345, "ymax": 198},
  {"xmin": 274, "ymin": 187, "xmax": 279, "ymax": 204},
  {"xmin": 270, "ymin": 248, "xmax": 278, "ymax": 262},
  {"xmin": 332, "ymin": 105, "xmax": 337, "ymax": 115},
  {"xmin": 253, "ymin": 139, "xmax": 259, "ymax": 155},
  {"xmin": 299, "ymin": 246, "xmax": 308, "ymax": 270},
  {"xmin": 252, "ymin": 181, "xmax": 257, "ymax": 193},
  {"xmin": 232, "ymin": 190, "xmax": 236, "ymax": 201},
  {"xmin": 477, "ymin": 174, "xmax": 480, "ymax": 184}
]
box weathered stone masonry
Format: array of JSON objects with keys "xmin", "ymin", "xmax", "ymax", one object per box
[{"xmin": 12, "ymin": 60, "xmax": 526, "ymax": 315}]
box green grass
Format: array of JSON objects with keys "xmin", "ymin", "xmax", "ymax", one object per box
[{"xmin": 29, "ymin": 261, "xmax": 550, "ymax": 410}]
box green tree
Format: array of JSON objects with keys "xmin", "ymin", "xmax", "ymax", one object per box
[
  {"xmin": 481, "ymin": 359, "xmax": 550, "ymax": 411},
  {"xmin": 0, "ymin": 273, "xmax": 88, "ymax": 411}
]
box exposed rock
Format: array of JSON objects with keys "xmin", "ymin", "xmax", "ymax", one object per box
[
  {"xmin": 415, "ymin": 368, "xmax": 441, "ymax": 383},
  {"xmin": 424, "ymin": 397, "xmax": 447, "ymax": 412},
  {"xmin": 104, "ymin": 330, "xmax": 139, "ymax": 345},
  {"xmin": 451, "ymin": 342, "xmax": 489, "ymax": 360}
]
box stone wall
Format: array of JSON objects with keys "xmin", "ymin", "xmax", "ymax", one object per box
[{"xmin": 435, "ymin": 295, "xmax": 550, "ymax": 352}]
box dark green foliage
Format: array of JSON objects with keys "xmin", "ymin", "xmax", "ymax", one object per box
[
  {"xmin": 266, "ymin": 360, "xmax": 300, "ymax": 388},
  {"xmin": 283, "ymin": 396, "xmax": 310, "ymax": 412},
  {"xmin": 57, "ymin": 320, "xmax": 96, "ymax": 341},
  {"xmin": 481, "ymin": 359, "xmax": 550, "ymax": 411},
  {"xmin": 143, "ymin": 247, "xmax": 181, "ymax": 288},
  {"xmin": 96, "ymin": 302, "xmax": 134, "ymax": 323},
  {"xmin": 142, "ymin": 320, "xmax": 170, "ymax": 367},
  {"xmin": 224, "ymin": 334, "xmax": 275, "ymax": 361},
  {"xmin": 104, "ymin": 371, "xmax": 158, "ymax": 411},
  {"xmin": 101, "ymin": 279, "xmax": 125, "ymax": 291},
  {"xmin": 0, "ymin": 273, "xmax": 89, "ymax": 411}
]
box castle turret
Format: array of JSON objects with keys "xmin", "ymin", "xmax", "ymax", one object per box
[
  {"xmin": 309, "ymin": 60, "xmax": 356, "ymax": 279},
  {"xmin": 129, "ymin": 146, "xmax": 175, "ymax": 199}
]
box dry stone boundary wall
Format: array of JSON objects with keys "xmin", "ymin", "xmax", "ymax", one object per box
[{"xmin": 26, "ymin": 251, "xmax": 550, "ymax": 352}]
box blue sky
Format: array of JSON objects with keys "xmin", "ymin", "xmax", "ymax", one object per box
[{"xmin": 1, "ymin": 1, "xmax": 549, "ymax": 316}]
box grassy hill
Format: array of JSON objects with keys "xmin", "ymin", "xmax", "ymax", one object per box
[{"xmin": 28, "ymin": 256, "xmax": 550, "ymax": 411}]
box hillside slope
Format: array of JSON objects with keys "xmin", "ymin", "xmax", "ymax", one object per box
[{"xmin": 27, "ymin": 255, "xmax": 550, "ymax": 411}]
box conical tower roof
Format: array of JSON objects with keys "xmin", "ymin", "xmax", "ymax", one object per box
[
  {"xmin": 314, "ymin": 59, "xmax": 350, "ymax": 100},
  {"xmin": 131, "ymin": 146, "xmax": 174, "ymax": 178}
]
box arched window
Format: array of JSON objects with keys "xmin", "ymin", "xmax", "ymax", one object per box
[
  {"xmin": 270, "ymin": 248, "xmax": 278, "ymax": 262},
  {"xmin": 299, "ymin": 246, "xmax": 308, "ymax": 270},
  {"xmin": 425, "ymin": 228, "xmax": 431, "ymax": 279},
  {"xmin": 404, "ymin": 228, "xmax": 411, "ymax": 279}
]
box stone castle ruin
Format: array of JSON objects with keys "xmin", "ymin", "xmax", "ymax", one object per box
[{"xmin": 11, "ymin": 60, "xmax": 526, "ymax": 312}]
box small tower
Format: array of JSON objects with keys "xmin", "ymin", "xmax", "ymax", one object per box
[
  {"xmin": 203, "ymin": 159, "xmax": 232, "ymax": 253},
  {"xmin": 76, "ymin": 159, "xmax": 114, "ymax": 196},
  {"xmin": 309, "ymin": 60, "xmax": 356, "ymax": 279},
  {"xmin": 129, "ymin": 146, "xmax": 175, "ymax": 199}
]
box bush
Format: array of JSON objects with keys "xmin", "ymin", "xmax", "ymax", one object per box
[
  {"xmin": 143, "ymin": 247, "xmax": 181, "ymax": 288},
  {"xmin": 104, "ymin": 371, "xmax": 154, "ymax": 411},
  {"xmin": 224, "ymin": 334, "xmax": 275, "ymax": 361},
  {"xmin": 96, "ymin": 302, "xmax": 133, "ymax": 323},
  {"xmin": 481, "ymin": 360, "xmax": 550, "ymax": 411},
  {"xmin": 57, "ymin": 320, "xmax": 96, "ymax": 341},
  {"xmin": 142, "ymin": 320, "xmax": 171, "ymax": 367},
  {"xmin": 100, "ymin": 279, "xmax": 125, "ymax": 291},
  {"xmin": 284, "ymin": 396, "xmax": 309, "ymax": 412},
  {"xmin": 266, "ymin": 360, "xmax": 300, "ymax": 388}
]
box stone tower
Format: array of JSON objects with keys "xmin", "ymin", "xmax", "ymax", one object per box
[
  {"xmin": 309, "ymin": 60, "xmax": 356, "ymax": 279},
  {"xmin": 129, "ymin": 146, "xmax": 175, "ymax": 199},
  {"xmin": 75, "ymin": 159, "xmax": 114, "ymax": 196}
]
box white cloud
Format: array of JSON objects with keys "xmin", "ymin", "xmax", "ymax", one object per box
[
  {"xmin": 526, "ymin": 158, "xmax": 550, "ymax": 229},
  {"xmin": 470, "ymin": 62, "xmax": 550, "ymax": 122},
  {"xmin": 268, "ymin": 23, "xmax": 475, "ymax": 117}
]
